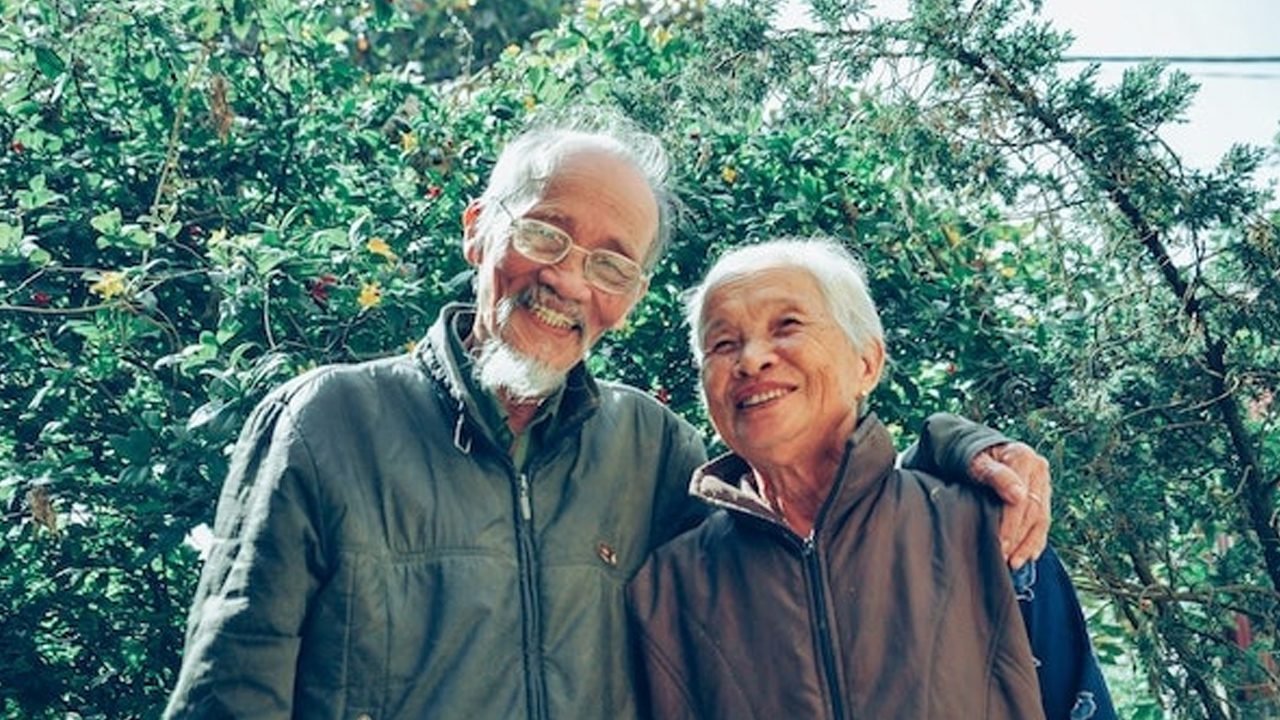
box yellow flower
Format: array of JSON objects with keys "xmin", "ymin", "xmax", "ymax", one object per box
[
  {"xmin": 209, "ymin": 227, "xmax": 228, "ymax": 244},
  {"xmin": 400, "ymin": 131, "xmax": 418, "ymax": 153},
  {"xmin": 357, "ymin": 281, "xmax": 382, "ymax": 310},
  {"xmin": 403, "ymin": 340, "xmax": 417, "ymax": 354},
  {"xmin": 366, "ymin": 236, "xmax": 397, "ymax": 261},
  {"xmin": 1000, "ymin": 266, "xmax": 1016, "ymax": 279},
  {"xmin": 523, "ymin": 94, "xmax": 537, "ymax": 112},
  {"xmin": 89, "ymin": 271, "xmax": 126, "ymax": 300},
  {"xmin": 503, "ymin": 44, "xmax": 520, "ymax": 59},
  {"xmin": 653, "ymin": 26, "xmax": 673, "ymax": 47},
  {"xmin": 721, "ymin": 166, "xmax": 739, "ymax": 184}
]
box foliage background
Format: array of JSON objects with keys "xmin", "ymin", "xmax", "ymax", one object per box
[{"xmin": 1, "ymin": 0, "xmax": 1277, "ymax": 717}]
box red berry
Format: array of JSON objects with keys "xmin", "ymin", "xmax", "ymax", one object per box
[
  {"xmin": 426, "ymin": 185, "xmax": 442, "ymax": 199},
  {"xmin": 10, "ymin": 141, "xmax": 24, "ymax": 153},
  {"xmin": 32, "ymin": 291, "xmax": 51, "ymax": 307},
  {"xmin": 308, "ymin": 275, "xmax": 338, "ymax": 305}
]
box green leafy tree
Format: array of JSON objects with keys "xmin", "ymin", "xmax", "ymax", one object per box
[{"xmin": 1, "ymin": 0, "xmax": 1275, "ymax": 717}]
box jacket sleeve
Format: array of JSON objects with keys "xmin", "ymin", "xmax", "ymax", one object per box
[
  {"xmin": 626, "ymin": 560, "xmax": 703, "ymax": 720},
  {"xmin": 1014, "ymin": 546, "xmax": 1117, "ymax": 720},
  {"xmin": 164, "ymin": 392, "xmax": 328, "ymax": 719},
  {"xmin": 899, "ymin": 412, "xmax": 1009, "ymax": 484},
  {"xmin": 649, "ymin": 415, "xmax": 709, "ymax": 548}
]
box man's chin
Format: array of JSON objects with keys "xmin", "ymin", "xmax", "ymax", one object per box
[{"xmin": 473, "ymin": 338, "xmax": 572, "ymax": 401}]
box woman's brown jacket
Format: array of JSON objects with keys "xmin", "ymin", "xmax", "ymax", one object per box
[{"xmin": 626, "ymin": 414, "xmax": 1045, "ymax": 720}]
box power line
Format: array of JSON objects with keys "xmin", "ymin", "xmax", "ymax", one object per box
[
  {"xmin": 1062, "ymin": 55, "xmax": 1280, "ymax": 63},
  {"xmin": 1193, "ymin": 72, "xmax": 1280, "ymax": 80}
]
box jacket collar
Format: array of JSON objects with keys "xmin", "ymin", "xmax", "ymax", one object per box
[
  {"xmin": 689, "ymin": 413, "xmax": 898, "ymax": 540},
  {"xmin": 416, "ymin": 303, "xmax": 601, "ymax": 453}
]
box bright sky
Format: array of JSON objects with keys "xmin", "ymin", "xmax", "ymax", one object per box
[
  {"xmin": 778, "ymin": 0, "xmax": 1280, "ymax": 183},
  {"xmin": 1046, "ymin": 0, "xmax": 1280, "ymax": 180}
]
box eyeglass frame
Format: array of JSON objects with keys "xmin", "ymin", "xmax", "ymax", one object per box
[{"xmin": 494, "ymin": 201, "xmax": 649, "ymax": 296}]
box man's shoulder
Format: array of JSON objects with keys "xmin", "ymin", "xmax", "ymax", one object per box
[
  {"xmin": 594, "ymin": 379, "xmax": 691, "ymax": 427},
  {"xmin": 263, "ymin": 352, "xmax": 435, "ymax": 420}
]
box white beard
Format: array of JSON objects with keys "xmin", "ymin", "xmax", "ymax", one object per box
[
  {"xmin": 472, "ymin": 295, "xmax": 572, "ymax": 401},
  {"xmin": 472, "ymin": 337, "xmax": 568, "ymax": 402}
]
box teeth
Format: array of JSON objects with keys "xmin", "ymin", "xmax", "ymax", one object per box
[
  {"xmin": 740, "ymin": 388, "xmax": 789, "ymax": 407},
  {"xmin": 532, "ymin": 304, "xmax": 576, "ymax": 330}
]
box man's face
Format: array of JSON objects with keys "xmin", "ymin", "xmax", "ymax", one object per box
[{"xmin": 465, "ymin": 149, "xmax": 657, "ymax": 382}]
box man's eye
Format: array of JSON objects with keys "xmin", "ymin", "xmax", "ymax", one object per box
[{"xmin": 592, "ymin": 254, "xmax": 636, "ymax": 283}]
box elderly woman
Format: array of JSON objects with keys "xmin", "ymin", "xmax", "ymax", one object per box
[{"xmin": 627, "ymin": 239, "xmax": 1114, "ymax": 719}]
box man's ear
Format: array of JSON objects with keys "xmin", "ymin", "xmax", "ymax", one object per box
[{"xmin": 462, "ymin": 200, "xmax": 484, "ymax": 266}]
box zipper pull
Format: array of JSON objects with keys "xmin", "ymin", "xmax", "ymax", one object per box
[
  {"xmin": 518, "ymin": 473, "xmax": 532, "ymax": 521},
  {"xmin": 802, "ymin": 536, "xmax": 816, "ymax": 556}
]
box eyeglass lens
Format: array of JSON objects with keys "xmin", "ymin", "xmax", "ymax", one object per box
[{"xmin": 510, "ymin": 219, "xmax": 641, "ymax": 294}]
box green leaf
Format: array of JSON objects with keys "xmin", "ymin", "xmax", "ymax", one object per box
[
  {"xmin": 125, "ymin": 227, "xmax": 158, "ymax": 250},
  {"xmin": 0, "ymin": 222, "xmax": 20, "ymax": 253},
  {"xmin": 108, "ymin": 428, "xmax": 153, "ymax": 464},
  {"xmin": 198, "ymin": 7, "xmax": 223, "ymax": 40},
  {"xmin": 90, "ymin": 208, "xmax": 123, "ymax": 235},
  {"xmin": 308, "ymin": 227, "xmax": 349, "ymax": 251},
  {"xmin": 10, "ymin": 99, "xmax": 40, "ymax": 116},
  {"xmin": 16, "ymin": 173, "xmax": 61, "ymax": 210},
  {"xmin": 142, "ymin": 56, "xmax": 162, "ymax": 81},
  {"xmin": 34, "ymin": 46, "xmax": 66, "ymax": 78},
  {"xmin": 22, "ymin": 240, "xmax": 51, "ymax": 266}
]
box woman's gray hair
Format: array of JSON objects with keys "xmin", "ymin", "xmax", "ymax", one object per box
[
  {"xmin": 685, "ymin": 237, "xmax": 885, "ymax": 366},
  {"xmin": 473, "ymin": 109, "xmax": 673, "ymax": 271}
]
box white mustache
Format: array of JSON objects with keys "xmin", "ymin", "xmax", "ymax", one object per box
[{"xmin": 517, "ymin": 284, "xmax": 585, "ymax": 329}]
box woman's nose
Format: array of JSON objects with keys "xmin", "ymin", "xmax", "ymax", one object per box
[{"xmin": 734, "ymin": 337, "xmax": 776, "ymax": 376}]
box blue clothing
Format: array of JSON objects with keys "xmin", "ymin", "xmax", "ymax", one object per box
[{"xmin": 1014, "ymin": 547, "xmax": 1117, "ymax": 720}]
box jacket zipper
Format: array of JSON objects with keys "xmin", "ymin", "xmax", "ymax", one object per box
[
  {"xmin": 803, "ymin": 537, "xmax": 846, "ymax": 720},
  {"xmin": 514, "ymin": 471, "xmax": 548, "ymax": 720}
]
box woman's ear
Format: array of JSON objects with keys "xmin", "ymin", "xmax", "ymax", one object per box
[
  {"xmin": 462, "ymin": 200, "xmax": 484, "ymax": 266},
  {"xmin": 856, "ymin": 339, "xmax": 887, "ymax": 395}
]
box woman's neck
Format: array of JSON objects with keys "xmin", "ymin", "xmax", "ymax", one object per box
[{"xmin": 752, "ymin": 451, "xmax": 842, "ymax": 538}]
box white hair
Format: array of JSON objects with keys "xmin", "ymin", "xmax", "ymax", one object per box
[
  {"xmin": 473, "ymin": 110, "xmax": 673, "ymax": 270},
  {"xmin": 685, "ymin": 237, "xmax": 885, "ymax": 375}
]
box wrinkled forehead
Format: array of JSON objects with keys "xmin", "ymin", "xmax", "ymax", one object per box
[
  {"xmin": 699, "ymin": 266, "xmax": 826, "ymax": 327},
  {"xmin": 536, "ymin": 151, "xmax": 659, "ymax": 254}
]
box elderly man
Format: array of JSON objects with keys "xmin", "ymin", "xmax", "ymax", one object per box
[{"xmin": 165, "ymin": 114, "xmax": 1051, "ymax": 719}]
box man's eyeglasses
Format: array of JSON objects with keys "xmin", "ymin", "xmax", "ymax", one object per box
[{"xmin": 505, "ymin": 215, "xmax": 646, "ymax": 296}]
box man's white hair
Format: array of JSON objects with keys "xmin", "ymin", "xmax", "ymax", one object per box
[{"xmin": 473, "ymin": 109, "xmax": 674, "ymax": 271}]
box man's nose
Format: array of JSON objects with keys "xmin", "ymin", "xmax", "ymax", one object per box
[{"xmin": 539, "ymin": 246, "xmax": 593, "ymax": 301}]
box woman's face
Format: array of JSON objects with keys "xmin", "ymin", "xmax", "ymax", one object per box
[{"xmin": 698, "ymin": 266, "xmax": 882, "ymax": 469}]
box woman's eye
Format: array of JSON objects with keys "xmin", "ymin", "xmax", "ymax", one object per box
[{"xmin": 708, "ymin": 339, "xmax": 737, "ymax": 354}]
